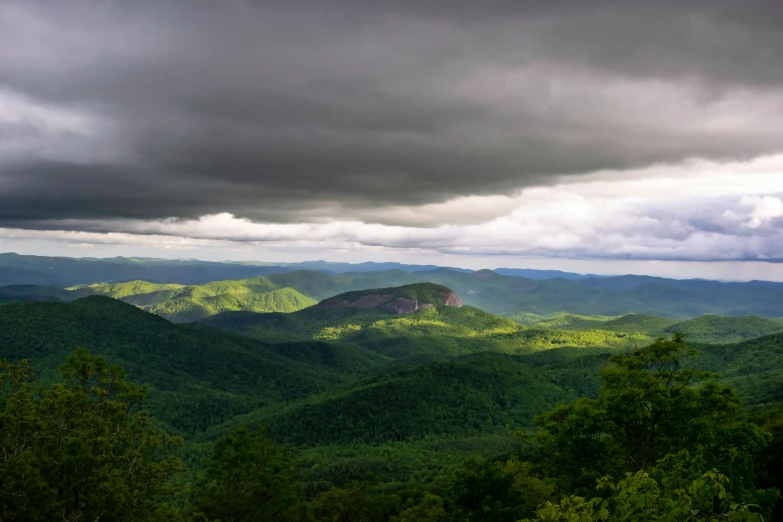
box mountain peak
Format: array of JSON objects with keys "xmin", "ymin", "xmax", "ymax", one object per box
[{"xmin": 318, "ymin": 283, "xmax": 463, "ymax": 315}]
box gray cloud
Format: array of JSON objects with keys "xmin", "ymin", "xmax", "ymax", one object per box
[{"xmin": 2, "ymin": 0, "xmax": 783, "ymax": 228}]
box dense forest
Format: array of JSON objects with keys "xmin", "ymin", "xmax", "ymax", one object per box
[
  {"xmin": 2, "ymin": 337, "xmax": 781, "ymax": 520},
  {"xmin": 1, "ymin": 277, "xmax": 782, "ymax": 520}
]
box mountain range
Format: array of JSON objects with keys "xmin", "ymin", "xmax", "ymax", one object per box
[
  {"xmin": 5, "ymin": 254, "xmax": 783, "ymax": 322},
  {"xmin": 3, "ymin": 283, "xmax": 780, "ymax": 446}
]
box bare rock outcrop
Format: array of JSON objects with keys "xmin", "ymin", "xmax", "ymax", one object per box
[
  {"xmin": 384, "ymin": 291, "xmax": 462, "ymax": 314},
  {"xmin": 320, "ymin": 284, "xmax": 463, "ymax": 315},
  {"xmin": 442, "ymin": 291, "xmax": 463, "ymax": 308}
]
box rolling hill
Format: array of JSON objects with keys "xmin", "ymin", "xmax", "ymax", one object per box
[
  {"xmin": 516, "ymin": 312, "xmax": 783, "ymax": 344},
  {"xmin": 217, "ymin": 351, "xmax": 606, "ymax": 446},
  {"xmin": 66, "ymin": 277, "xmax": 318, "ymax": 322},
  {"xmin": 4, "ymin": 269, "xmax": 782, "ymax": 344},
  {"xmin": 200, "ymin": 284, "xmax": 652, "ymax": 358},
  {"xmin": 0, "ymin": 297, "xmax": 386, "ymax": 434},
  {"xmin": 187, "ymin": 328, "xmax": 783, "ymax": 451}
]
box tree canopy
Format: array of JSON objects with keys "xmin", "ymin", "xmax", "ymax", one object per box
[{"xmin": 0, "ymin": 348, "xmax": 184, "ymax": 521}]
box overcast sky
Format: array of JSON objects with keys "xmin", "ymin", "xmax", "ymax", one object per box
[{"xmin": 2, "ymin": 0, "xmax": 783, "ymax": 279}]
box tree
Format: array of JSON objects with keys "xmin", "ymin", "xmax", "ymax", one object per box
[
  {"xmin": 391, "ymin": 492, "xmax": 447, "ymax": 522},
  {"xmin": 449, "ymin": 457, "xmax": 556, "ymax": 522},
  {"xmin": 191, "ymin": 425, "xmax": 303, "ymax": 521},
  {"xmin": 533, "ymin": 334, "xmax": 775, "ymax": 507},
  {"xmin": 526, "ymin": 470, "xmax": 764, "ymax": 521},
  {"xmin": 755, "ymin": 415, "xmax": 783, "ymax": 520},
  {"xmin": 307, "ymin": 481, "xmax": 368, "ymax": 522},
  {"xmin": 0, "ymin": 348, "xmax": 184, "ymax": 521}
]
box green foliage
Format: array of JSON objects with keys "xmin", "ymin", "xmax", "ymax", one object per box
[
  {"xmin": 526, "ymin": 471, "xmax": 764, "ymax": 521},
  {"xmin": 516, "ymin": 312, "xmax": 783, "ymax": 345},
  {"xmin": 3, "ymin": 277, "xmax": 783, "ymax": 522},
  {"xmin": 318, "ymin": 282, "xmax": 455, "ymax": 308},
  {"xmin": 294, "ymin": 434, "xmax": 526, "ymax": 488},
  {"xmin": 203, "ymin": 303, "xmax": 649, "ymax": 360},
  {"xmin": 0, "ymin": 297, "xmax": 380, "ymax": 434},
  {"xmin": 450, "ymin": 457, "xmax": 556, "ymax": 521},
  {"xmin": 225, "ymin": 352, "xmax": 595, "ymax": 446},
  {"xmin": 70, "ymin": 277, "xmax": 317, "ymax": 322},
  {"xmin": 755, "ymin": 416, "xmax": 783, "ymax": 520},
  {"xmin": 306, "ymin": 481, "xmax": 369, "ymax": 522},
  {"xmin": 390, "ymin": 491, "xmax": 447, "ymax": 522},
  {"xmin": 0, "ymin": 349, "xmax": 184, "ymax": 521},
  {"xmin": 533, "ymin": 334, "xmax": 774, "ymax": 507},
  {"xmin": 191, "ymin": 426, "xmax": 304, "ymax": 521},
  {"xmin": 668, "ymin": 315, "xmax": 783, "ymax": 344},
  {"xmin": 694, "ymin": 333, "xmax": 783, "ymax": 414}
]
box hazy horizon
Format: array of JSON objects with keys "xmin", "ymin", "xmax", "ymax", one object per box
[{"xmin": 5, "ymin": 247, "xmax": 783, "ymax": 283}]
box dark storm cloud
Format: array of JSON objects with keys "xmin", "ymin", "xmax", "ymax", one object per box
[{"xmin": 2, "ymin": 0, "xmax": 783, "ymax": 228}]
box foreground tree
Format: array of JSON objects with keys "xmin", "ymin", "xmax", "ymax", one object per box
[
  {"xmin": 526, "ymin": 470, "xmax": 764, "ymax": 521},
  {"xmin": 0, "ymin": 348, "xmax": 184, "ymax": 521},
  {"xmin": 532, "ymin": 334, "xmax": 778, "ymax": 515}
]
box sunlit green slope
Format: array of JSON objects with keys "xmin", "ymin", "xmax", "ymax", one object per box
[
  {"xmin": 200, "ymin": 284, "xmax": 650, "ymax": 358},
  {"xmin": 68, "ymin": 276, "xmax": 317, "ymax": 322},
  {"xmin": 515, "ymin": 311, "xmax": 783, "ymax": 344}
]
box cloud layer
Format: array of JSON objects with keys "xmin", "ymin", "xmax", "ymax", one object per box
[
  {"xmin": 3, "ymin": 156, "xmax": 783, "ymax": 262},
  {"xmin": 1, "ymin": 1, "xmax": 783, "ymax": 264}
]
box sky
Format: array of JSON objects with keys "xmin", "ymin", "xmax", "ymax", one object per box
[{"xmin": 2, "ymin": 1, "xmax": 783, "ymax": 280}]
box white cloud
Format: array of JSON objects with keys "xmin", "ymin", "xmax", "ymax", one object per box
[
  {"xmin": 741, "ymin": 196, "xmax": 783, "ymax": 229},
  {"xmin": 2, "ymin": 155, "xmax": 783, "ymax": 263}
]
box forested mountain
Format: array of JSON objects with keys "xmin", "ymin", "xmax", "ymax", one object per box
[
  {"xmin": 69, "ymin": 277, "xmax": 317, "ymax": 322},
  {"xmin": 1, "ymin": 279, "xmax": 782, "ymax": 520},
  {"xmin": 206, "ymin": 350, "xmax": 606, "ymax": 447},
  {"xmin": 200, "ymin": 291, "xmax": 650, "ymax": 359},
  {"xmin": 519, "ymin": 312, "xmax": 783, "ymax": 344},
  {"xmin": 0, "ymin": 297, "xmax": 386, "ymax": 434},
  {"xmin": 2, "ymin": 308, "xmax": 781, "ymax": 520}
]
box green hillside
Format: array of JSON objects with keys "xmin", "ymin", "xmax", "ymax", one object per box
[
  {"xmin": 196, "ymin": 329, "xmax": 783, "ymax": 450},
  {"xmin": 2, "ymin": 289, "xmax": 782, "ymax": 520},
  {"xmin": 0, "ymin": 297, "xmax": 385, "ymax": 434},
  {"xmin": 68, "ymin": 276, "xmax": 318, "ymax": 322},
  {"xmin": 7, "ymin": 265, "xmax": 783, "ymax": 326},
  {"xmin": 0, "ymin": 284, "xmax": 77, "ymax": 303},
  {"xmin": 694, "ymin": 332, "xmax": 783, "ymax": 415},
  {"xmin": 217, "ymin": 351, "xmax": 605, "ymax": 446},
  {"xmin": 145, "ymin": 267, "xmax": 783, "ymax": 319},
  {"xmin": 319, "ymin": 282, "xmax": 457, "ymax": 307},
  {"xmin": 667, "ymin": 314, "xmax": 783, "ymax": 344},
  {"xmin": 201, "ymin": 289, "xmax": 651, "ymax": 359},
  {"xmin": 513, "ymin": 311, "xmax": 783, "ymax": 344},
  {"xmin": 599, "ymin": 313, "xmax": 678, "ymax": 334}
]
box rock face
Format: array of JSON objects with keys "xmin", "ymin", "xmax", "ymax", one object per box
[
  {"xmin": 322, "ymin": 287, "xmax": 463, "ymax": 315},
  {"xmin": 442, "ymin": 292, "xmax": 463, "ymax": 308},
  {"xmin": 330, "ymin": 294, "xmax": 393, "ymax": 308}
]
